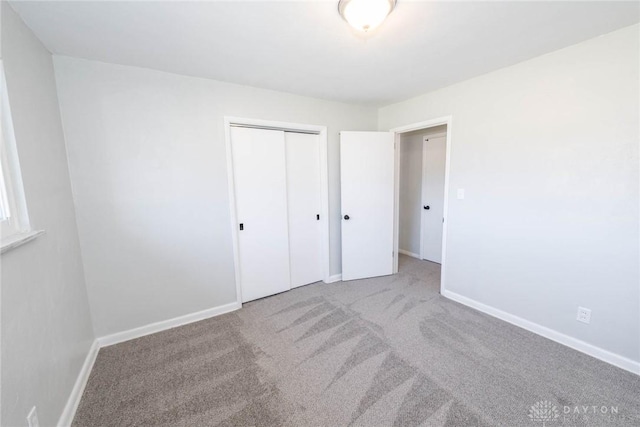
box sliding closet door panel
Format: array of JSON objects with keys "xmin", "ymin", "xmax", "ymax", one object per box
[
  {"xmin": 286, "ymin": 132, "xmax": 323, "ymax": 288},
  {"xmin": 231, "ymin": 127, "xmax": 290, "ymax": 302}
]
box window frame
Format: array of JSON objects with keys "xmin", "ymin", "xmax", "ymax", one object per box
[{"xmin": 0, "ymin": 60, "xmax": 42, "ymax": 253}]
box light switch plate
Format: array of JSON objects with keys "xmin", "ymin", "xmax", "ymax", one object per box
[{"xmin": 457, "ymin": 189, "xmax": 465, "ymax": 199}]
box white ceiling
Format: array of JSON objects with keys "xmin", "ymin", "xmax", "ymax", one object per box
[{"xmin": 9, "ymin": 1, "xmax": 640, "ymax": 106}]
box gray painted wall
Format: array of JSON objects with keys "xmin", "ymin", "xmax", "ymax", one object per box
[
  {"xmin": 1, "ymin": 4, "xmax": 95, "ymax": 426},
  {"xmin": 53, "ymin": 56, "xmax": 378, "ymax": 337},
  {"xmin": 381, "ymin": 24, "xmax": 640, "ymax": 363}
]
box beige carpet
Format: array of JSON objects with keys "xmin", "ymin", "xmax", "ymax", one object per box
[{"xmin": 73, "ymin": 255, "xmax": 640, "ymax": 426}]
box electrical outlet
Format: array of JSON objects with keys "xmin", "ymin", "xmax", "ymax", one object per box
[
  {"xmin": 27, "ymin": 406, "xmax": 39, "ymax": 427},
  {"xmin": 577, "ymin": 307, "xmax": 591, "ymax": 324},
  {"xmin": 457, "ymin": 189, "xmax": 465, "ymax": 200}
]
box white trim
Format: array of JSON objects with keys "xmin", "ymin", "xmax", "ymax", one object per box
[
  {"xmin": 422, "ymin": 131, "xmax": 447, "ymax": 140},
  {"xmin": 392, "ymin": 132, "xmax": 401, "ymax": 274},
  {"xmin": 57, "ymin": 339, "xmax": 100, "ymax": 427},
  {"xmin": 390, "ymin": 116, "xmax": 453, "ymax": 296},
  {"xmin": 0, "ymin": 229, "xmax": 44, "ymax": 254},
  {"xmin": 98, "ymin": 301, "xmax": 241, "ymax": 347},
  {"xmin": 442, "ymin": 290, "xmax": 640, "ymax": 376},
  {"xmin": 324, "ymin": 273, "xmax": 342, "ymax": 283},
  {"xmin": 1, "ymin": 61, "xmax": 32, "ymax": 238},
  {"xmin": 398, "ymin": 249, "xmax": 420, "ymax": 259},
  {"xmin": 390, "ymin": 117, "xmax": 451, "ymax": 134},
  {"xmin": 224, "ymin": 116, "xmax": 331, "ymax": 305},
  {"xmin": 317, "ymin": 128, "xmax": 331, "ymax": 282}
]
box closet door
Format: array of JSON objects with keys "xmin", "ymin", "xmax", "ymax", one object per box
[
  {"xmin": 231, "ymin": 127, "xmax": 291, "ymax": 302},
  {"xmin": 285, "ymin": 132, "xmax": 323, "ymax": 288}
]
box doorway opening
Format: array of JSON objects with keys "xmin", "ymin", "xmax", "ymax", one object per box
[{"xmin": 391, "ymin": 117, "xmax": 452, "ymax": 294}]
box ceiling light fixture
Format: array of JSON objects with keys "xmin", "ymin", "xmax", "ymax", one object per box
[{"xmin": 338, "ymin": 0, "xmax": 397, "ymax": 32}]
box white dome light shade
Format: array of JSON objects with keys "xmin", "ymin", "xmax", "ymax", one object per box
[{"xmin": 338, "ymin": 0, "xmax": 397, "ymax": 32}]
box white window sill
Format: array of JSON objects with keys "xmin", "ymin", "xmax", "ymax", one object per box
[{"xmin": 1, "ymin": 230, "xmax": 45, "ymax": 254}]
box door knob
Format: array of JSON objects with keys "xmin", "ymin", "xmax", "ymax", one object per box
[
  {"xmin": 344, "ymin": 215, "xmax": 350, "ymax": 220},
  {"xmin": 423, "ymin": 206, "xmax": 430, "ymax": 210}
]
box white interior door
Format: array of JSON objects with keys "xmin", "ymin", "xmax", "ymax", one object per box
[
  {"xmin": 421, "ymin": 135, "xmax": 446, "ymax": 263},
  {"xmin": 285, "ymin": 132, "xmax": 323, "ymax": 288},
  {"xmin": 231, "ymin": 127, "xmax": 291, "ymax": 302},
  {"xmin": 340, "ymin": 131, "xmax": 395, "ymax": 281}
]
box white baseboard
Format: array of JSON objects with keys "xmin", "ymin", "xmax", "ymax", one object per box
[
  {"xmin": 398, "ymin": 249, "xmax": 420, "ymax": 259},
  {"xmin": 58, "ymin": 339, "xmax": 100, "ymax": 427},
  {"xmin": 324, "ymin": 274, "xmax": 342, "ymax": 283},
  {"xmin": 441, "ymin": 290, "xmax": 640, "ymax": 376},
  {"xmin": 98, "ymin": 301, "xmax": 241, "ymax": 347}
]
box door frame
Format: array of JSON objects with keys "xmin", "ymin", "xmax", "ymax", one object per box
[
  {"xmin": 224, "ymin": 116, "xmax": 330, "ymax": 306},
  {"xmin": 419, "ymin": 131, "xmax": 447, "ymax": 261},
  {"xmin": 390, "ymin": 116, "xmax": 453, "ymax": 294}
]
